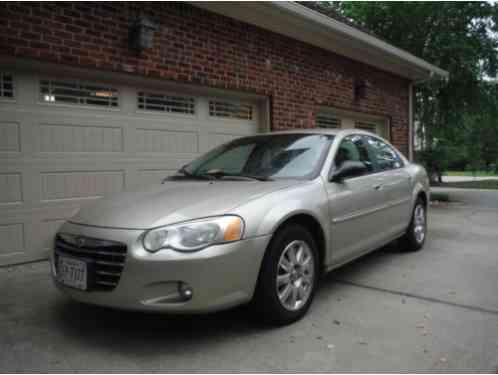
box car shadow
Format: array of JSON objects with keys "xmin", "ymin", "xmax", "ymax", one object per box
[
  {"xmin": 52, "ymin": 243, "xmax": 405, "ymax": 353},
  {"xmin": 53, "ymin": 296, "xmax": 276, "ymax": 355},
  {"xmin": 320, "ymin": 242, "xmax": 406, "ymax": 287}
]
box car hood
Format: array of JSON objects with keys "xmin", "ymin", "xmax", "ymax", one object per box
[{"xmin": 69, "ymin": 179, "xmax": 302, "ymax": 229}]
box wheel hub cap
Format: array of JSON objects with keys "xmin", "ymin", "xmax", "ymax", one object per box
[
  {"xmin": 276, "ymin": 240, "xmax": 315, "ymax": 311},
  {"xmin": 414, "ymin": 204, "xmax": 426, "ymax": 243}
]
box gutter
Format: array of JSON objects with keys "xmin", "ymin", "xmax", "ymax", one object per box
[
  {"xmin": 409, "ymin": 82, "xmax": 414, "ymax": 161},
  {"xmin": 275, "ymin": 1, "xmax": 449, "ymax": 161},
  {"xmin": 271, "ymin": 2, "xmax": 449, "ymax": 81}
]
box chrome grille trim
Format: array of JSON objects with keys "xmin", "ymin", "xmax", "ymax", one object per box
[
  {"xmin": 55, "ymin": 233, "xmax": 127, "ymax": 292},
  {"xmin": 56, "ymin": 241, "xmax": 126, "ymax": 258},
  {"xmin": 96, "ymin": 270, "xmax": 121, "ymax": 277},
  {"xmin": 95, "ymin": 260, "xmax": 125, "ymax": 267},
  {"xmin": 96, "ymin": 280, "xmax": 118, "ymax": 287}
]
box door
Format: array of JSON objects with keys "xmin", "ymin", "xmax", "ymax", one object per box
[
  {"xmin": 0, "ymin": 68, "xmax": 264, "ymax": 265},
  {"xmin": 325, "ymin": 134, "xmax": 392, "ymax": 264},
  {"xmin": 364, "ymin": 135, "xmax": 412, "ymax": 236}
]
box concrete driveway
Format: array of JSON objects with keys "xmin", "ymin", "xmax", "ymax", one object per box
[
  {"xmin": 1, "ymin": 193, "xmax": 498, "ymax": 372},
  {"xmin": 432, "ymin": 186, "xmax": 498, "ymax": 209}
]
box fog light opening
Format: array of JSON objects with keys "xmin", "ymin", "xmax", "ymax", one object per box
[{"xmin": 178, "ymin": 282, "xmax": 193, "ymax": 301}]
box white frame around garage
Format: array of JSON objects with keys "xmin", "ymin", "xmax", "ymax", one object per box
[{"xmin": 0, "ymin": 57, "xmax": 270, "ymax": 266}]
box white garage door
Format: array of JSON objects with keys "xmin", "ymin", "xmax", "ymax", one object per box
[
  {"xmin": 0, "ymin": 69, "xmax": 265, "ymax": 266},
  {"xmin": 316, "ymin": 110, "xmax": 389, "ymax": 139}
]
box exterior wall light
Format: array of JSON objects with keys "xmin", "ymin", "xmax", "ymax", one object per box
[
  {"xmin": 354, "ymin": 79, "xmax": 368, "ymax": 101},
  {"xmin": 129, "ymin": 16, "xmax": 158, "ymax": 52}
]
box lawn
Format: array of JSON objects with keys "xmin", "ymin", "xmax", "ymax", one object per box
[
  {"xmin": 445, "ymin": 170, "xmax": 498, "ymax": 177},
  {"xmin": 434, "ymin": 179, "xmax": 498, "ymax": 190}
]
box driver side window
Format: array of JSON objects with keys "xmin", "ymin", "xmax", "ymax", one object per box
[{"xmin": 334, "ymin": 135, "xmax": 373, "ymax": 177}]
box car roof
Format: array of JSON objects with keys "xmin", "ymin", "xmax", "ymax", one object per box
[
  {"xmin": 254, "ymin": 129, "xmax": 408, "ymax": 163},
  {"xmin": 257, "ymin": 128, "xmax": 379, "ymax": 138}
]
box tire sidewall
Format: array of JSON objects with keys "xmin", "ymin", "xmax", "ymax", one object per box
[
  {"xmin": 255, "ymin": 224, "xmax": 319, "ymax": 324},
  {"xmin": 407, "ymin": 198, "xmax": 427, "ymax": 250}
]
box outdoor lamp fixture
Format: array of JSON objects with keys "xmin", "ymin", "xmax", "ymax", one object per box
[
  {"xmin": 129, "ymin": 15, "xmax": 158, "ymax": 52},
  {"xmin": 354, "ymin": 79, "xmax": 368, "ymax": 101}
]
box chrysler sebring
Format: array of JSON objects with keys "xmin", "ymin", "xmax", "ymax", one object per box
[{"xmin": 51, "ymin": 129, "xmax": 429, "ymax": 325}]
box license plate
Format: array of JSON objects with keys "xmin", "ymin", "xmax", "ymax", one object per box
[{"xmin": 57, "ymin": 256, "xmax": 87, "ymax": 290}]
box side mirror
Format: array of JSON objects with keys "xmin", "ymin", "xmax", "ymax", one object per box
[{"xmin": 330, "ymin": 161, "xmax": 367, "ymax": 182}]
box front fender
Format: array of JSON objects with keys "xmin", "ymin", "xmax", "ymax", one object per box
[
  {"xmin": 408, "ymin": 163, "xmax": 430, "ymax": 211},
  {"xmin": 232, "ymin": 180, "xmax": 331, "ymax": 262}
]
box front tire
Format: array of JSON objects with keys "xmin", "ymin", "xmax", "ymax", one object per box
[
  {"xmin": 252, "ymin": 224, "xmax": 319, "ymax": 325},
  {"xmin": 401, "ymin": 197, "xmax": 427, "ymax": 251}
]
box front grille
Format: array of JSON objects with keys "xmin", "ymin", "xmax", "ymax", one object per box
[{"xmin": 55, "ymin": 233, "xmax": 127, "ymax": 291}]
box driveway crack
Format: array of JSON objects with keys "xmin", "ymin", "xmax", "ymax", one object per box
[{"xmin": 334, "ymin": 279, "xmax": 498, "ymax": 316}]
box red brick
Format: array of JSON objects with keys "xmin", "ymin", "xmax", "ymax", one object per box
[{"xmin": 0, "ymin": 2, "xmax": 410, "ymax": 154}]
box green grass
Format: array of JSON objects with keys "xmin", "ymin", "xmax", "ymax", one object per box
[
  {"xmin": 438, "ymin": 179, "xmax": 498, "ymax": 190},
  {"xmin": 445, "ymin": 170, "xmax": 498, "ymax": 177}
]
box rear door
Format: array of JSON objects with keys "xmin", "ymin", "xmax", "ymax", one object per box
[{"xmin": 365, "ymin": 135, "xmax": 412, "ymax": 236}]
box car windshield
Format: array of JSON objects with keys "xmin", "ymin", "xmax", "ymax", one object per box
[{"xmin": 181, "ymin": 133, "xmax": 334, "ymax": 180}]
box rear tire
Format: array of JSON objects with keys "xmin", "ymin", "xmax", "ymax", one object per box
[
  {"xmin": 401, "ymin": 197, "xmax": 427, "ymax": 252},
  {"xmin": 252, "ymin": 224, "xmax": 319, "ymax": 325}
]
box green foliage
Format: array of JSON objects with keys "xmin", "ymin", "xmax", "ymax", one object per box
[
  {"xmin": 308, "ymin": 2, "xmax": 498, "ymax": 179},
  {"xmin": 442, "ymin": 179, "xmax": 498, "ymax": 190}
]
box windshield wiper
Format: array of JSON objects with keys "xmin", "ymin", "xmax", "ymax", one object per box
[
  {"xmin": 203, "ymin": 170, "xmax": 273, "ymax": 181},
  {"xmin": 175, "ymin": 166, "xmax": 216, "ymax": 181},
  {"xmin": 170, "ymin": 167, "xmax": 272, "ymax": 182}
]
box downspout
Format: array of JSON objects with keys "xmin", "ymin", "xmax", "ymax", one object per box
[{"xmin": 408, "ymin": 82, "xmax": 414, "ymax": 161}]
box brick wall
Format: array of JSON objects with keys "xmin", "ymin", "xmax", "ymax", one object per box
[{"xmin": 0, "ymin": 2, "xmax": 410, "ymax": 155}]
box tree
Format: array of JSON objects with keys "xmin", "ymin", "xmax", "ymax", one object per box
[{"xmin": 305, "ymin": 2, "xmax": 498, "ymax": 180}]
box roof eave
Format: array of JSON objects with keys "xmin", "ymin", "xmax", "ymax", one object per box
[{"xmin": 190, "ymin": 1, "xmax": 449, "ymax": 82}]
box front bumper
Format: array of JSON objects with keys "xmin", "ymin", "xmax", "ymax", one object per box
[{"xmin": 51, "ymin": 222, "xmax": 271, "ymax": 313}]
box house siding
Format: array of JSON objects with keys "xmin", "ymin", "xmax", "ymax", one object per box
[{"xmin": 0, "ymin": 2, "xmax": 410, "ymax": 155}]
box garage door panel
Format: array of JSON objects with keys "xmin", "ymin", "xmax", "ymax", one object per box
[
  {"xmin": 33, "ymin": 111, "xmax": 128, "ymax": 127},
  {"xmin": 0, "ymin": 173, "xmax": 22, "ymax": 205},
  {"xmin": 40, "ymin": 170, "xmax": 125, "ymax": 202},
  {"xmin": 131, "ymin": 118, "xmax": 201, "ymax": 134},
  {"xmin": 0, "ymin": 223, "xmax": 24, "ymax": 256},
  {"xmin": 0, "ymin": 121, "xmax": 21, "ymax": 152},
  {"xmin": 133, "ymin": 108, "xmax": 200, "ymax": 124},
  {"xmin": 201, "ymin": 120, "xmax": 258, "ymax": 134},
  {"xmin": 38, "ymin": 123, "xmax": 123, "ymax": 153},
  {"xmin": 135, "ymin": 128, "xmax": 198, "ymax": 154}
]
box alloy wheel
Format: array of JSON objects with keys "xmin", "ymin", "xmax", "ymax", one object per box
[
  {"xmin": 276, "ymin": 240, "xmax": 315, "ymax": 311},
  {"xmin": 413, "ymin": 204, "xmax": 426, "ymax": 244}
]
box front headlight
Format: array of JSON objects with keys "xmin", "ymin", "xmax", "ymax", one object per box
[{"xmin": 142, "ymin": 215, "xmax": 245, "ymax": 253}]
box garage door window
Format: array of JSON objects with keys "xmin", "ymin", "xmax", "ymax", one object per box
[
  {"xmin": 0, "ymin": 72, "xmax": 14, "ymax": 99},
  {"xmin": 355, "ymin": 121, "xmax": 377, "ymax": 134},
  {"xmin": 39, "ymin": 79, "xmax": 119, "ymax": 108},
  {"xmin": 316, "ymin": 114, "xmax": 341, "ymax": 129},
  {"xmin": 209, "ymin": 100, "xmax": 253, "ymax": 120},
  {"xmin": 137, "ymin": 91, "xmax": 195, "ymax": 114}
]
